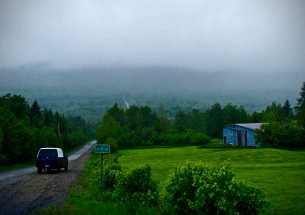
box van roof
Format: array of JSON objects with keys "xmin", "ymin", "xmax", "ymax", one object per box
[
  {"xmin": 38, "ymin": 148, "xmax": 64, "ymax": 157},
  {"xmin": 40, "ymin": 147, "xmax": 62, "ymax": 150}
]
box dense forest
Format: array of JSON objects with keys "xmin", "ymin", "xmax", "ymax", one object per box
[
  {"xmin": 96, "ymin": 81, "xmax": 305, "ymax": 150},
  {"xmin": 1, "ymin": 81, "xmax": 305, "ymax": 166},
  {"xmin": 0, "ymin": 94, "xmax": 94, "ymax": 166}
]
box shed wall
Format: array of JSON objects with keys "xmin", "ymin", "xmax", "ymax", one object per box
[{"xmin": 223, "ymin": 125, "xmax": 260, "ymax": 147}]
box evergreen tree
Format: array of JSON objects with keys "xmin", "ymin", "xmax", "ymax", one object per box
[
  {"xmin": 43, "ymin": 108, "xmax": 55, "ymax": 127},
  {"xmin": 108, "ymin": 103, "xmax": 125, "ymax": 125},
  {"xmin": 175, "ymin": 110, "xmax": 187, "ymax": 132},
  {"xmin": 223, "ymin": 103, "xmax": 249, "ymax": 125},
  {"xmin": 296, "ymin": 81, "xmax": 305, "ymax": 127},
  {"xmin": 206, "ymin": 103, "xmax": 223, "ymax": 138},
  {"xmin": 283, "ymin": 99, "xmax": 293, "ymax": 118},
  {"xmin": 30, "ymin": 100, "xmax": 41, "ymax": 125},
  {"xmin": 250, "ymin": 111, "xmax": 264, "ymax": 123},
  {"xmin": 263, "ymin": 101, "xmax": 284, "ymax": 122}
]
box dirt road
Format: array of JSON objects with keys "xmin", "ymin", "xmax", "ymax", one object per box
[{"xmin": 0, "ymin": 141, "xmax": 96, "ymax": 215}]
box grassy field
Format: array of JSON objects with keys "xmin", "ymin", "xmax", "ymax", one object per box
[
  {"xmin": 40, "ymin": 143, "xmax": 305, "ymax": 214},
  {"xmin": 118, "ymin": 144, "xmax": 305, "ymax": 214}
]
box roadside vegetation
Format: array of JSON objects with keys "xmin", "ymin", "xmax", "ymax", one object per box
[{"xmin": 40, "ymin": 144, "xmax": 305, "ymax": 214}]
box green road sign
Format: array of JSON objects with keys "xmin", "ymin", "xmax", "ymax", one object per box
[
  {"xmin": 95, "ymin": 144, "xmax": 110, "ymax": 153},
  {"xmin": 95, "ymin": 144, "xmax": 110, "ymax": 194}
]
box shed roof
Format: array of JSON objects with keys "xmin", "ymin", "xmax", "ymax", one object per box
[
  {"xmin": 225, "ymin": 123, "xmax": 265, "ymax": 131},
  {"xmin": 235, "ymin": 123, "xmax": 264, "ymax": 130}
]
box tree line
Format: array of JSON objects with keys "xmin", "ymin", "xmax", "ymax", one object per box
[
  {"xmin": 256, "ymin": 81, "xmax": 305, "ymax": 148},
  {"xmin": 97, "ymin": 81, "xmax": 305, "ymax": 149},
  {"xmin": 2, "ymin": 81, "xmax": 304, "ymax": 166},
  {"xmin": 96, "ymin": 102, "xmax": 249, "ymax": 150},
  {"xmin": 0, "ymin": 94, "xmax": 94, "ymax": 166}
]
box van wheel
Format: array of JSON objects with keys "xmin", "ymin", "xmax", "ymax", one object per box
[
  {"xmin": 37, "ymin": 168, "xmax": 42, "ymax": 174},
  {"xmin": 65, "ymin": 165, "xmax": 68, "ymax": 171}
]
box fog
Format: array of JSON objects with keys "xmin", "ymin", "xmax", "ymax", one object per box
[
  {"xmin": 1, "ymin": 0, "xmax": 305, "ymax": 117},
  {"xmin": 0, "ymin": 0, "xmax": 304, "ymax": 72}
]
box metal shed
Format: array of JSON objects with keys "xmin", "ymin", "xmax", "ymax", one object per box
[{"xmin": 223, "ymin": 123, "xmax": 264, "ymax": 147}]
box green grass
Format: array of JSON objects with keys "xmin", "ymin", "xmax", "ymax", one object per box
[
  {"xmin": 40, "ymin": 143, "xmax": 305, "ymax": 214},
  {"xmin": 118, "ymin": 144, "xmax": 305, "ymax": 214}
]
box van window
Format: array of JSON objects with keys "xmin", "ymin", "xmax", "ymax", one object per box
[
  {"xmin": 57, "ymin": 149, "xmax": 64, "ymax": 157},
  {"xmin": 38, "ymin": 149, "xmax": 58, "ymax": 159}
]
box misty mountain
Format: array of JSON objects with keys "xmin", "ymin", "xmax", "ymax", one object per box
[
  {"xmin": 1, "ymin": 65, "xmax": 302, "ymax": 94},
  {"xmin": 0, "ymin": 65, "xmax": 304, "ymax": 121}
]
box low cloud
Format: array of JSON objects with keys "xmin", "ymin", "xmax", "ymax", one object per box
[{"xmin": 0, "ymin": 0, "xmax": 304, "ymax": 73}]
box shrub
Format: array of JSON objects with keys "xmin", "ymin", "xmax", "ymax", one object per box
[
  {"xmin": 103, "ymin": 163, "xmax": 122, "ymax": 192},
  {"xmin": 163, "ymin": 163, "xmax": 206, "ymax": 214},
  {"xmin": 102, "ymin": 154, "xmax": 119, "ymax": 165},
  {"xmin": 114, "ymin": 165, "xmax": 159, "ymax": 207},
  {"xmin": 98, "ymin": 154, "xmax": 121, "ymax": 193},
  {"xmin": 167, "ymin": 132, "xmax": 189, "ymax": 145},
  {"xmin": 189, "ymin": 131, "xmax": 211, "ymax": 145},
  {"xmin": 256, "ymin": 121, "xmax": 304, "ymax": 148},
  {"xmin": 163, "ymin": 162, "xmax": 267, "ymax": 215},
  {"xmin": 167, "ymin": 130, "xmax": 211, "ymax": 146}
]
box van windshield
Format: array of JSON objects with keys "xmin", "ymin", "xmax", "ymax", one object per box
[{"xmin": 38, "ymin": 149, "xmax": 58, "ymax": 159}]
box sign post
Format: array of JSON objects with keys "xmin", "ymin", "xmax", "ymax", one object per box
[{"xmin": 95, "ymin": 144, "xmax": 110, "ymax": 194}]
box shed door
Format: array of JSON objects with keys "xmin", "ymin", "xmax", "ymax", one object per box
[{"xmin": 237, "ymin": 130, "xmax": 247, "ymax": 147}]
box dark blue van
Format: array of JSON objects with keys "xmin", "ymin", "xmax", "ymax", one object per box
[{"xmin": 35, "ymin": 148, "xmax": 68, "ymax": 173}]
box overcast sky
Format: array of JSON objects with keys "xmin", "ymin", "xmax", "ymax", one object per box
[{"xmin": 0, "ymin": 0, "xmax": 304, "ymax": 73}]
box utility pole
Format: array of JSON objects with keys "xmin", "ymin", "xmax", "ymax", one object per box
[{"xmin": 57, "ymin": 122, "xmax": 61, "ymax": 141}]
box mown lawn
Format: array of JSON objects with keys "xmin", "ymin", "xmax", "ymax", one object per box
[
  {"xmin": 119, "ymin": 144, "xmax": 305, "ymax": 214},
  {"xmin": 40, "ymin": 143, "xmax": 305, "ymax": 214}
]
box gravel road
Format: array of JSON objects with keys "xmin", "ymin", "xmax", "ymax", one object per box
[{"xmin": 0, "ymin": 141, "xmax": 96, "ymax": 215}]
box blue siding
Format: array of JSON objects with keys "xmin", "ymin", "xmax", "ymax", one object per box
[
  {"xmin": 223, "ymin": 127, "xmax": 236, "ymax": 145},
  {"xmin": 247, "ymin": 129, "xmax": 260, "ymax": 147},
  {"xmin": 223, "ymin": 124, "xmax": 260, "ymax": 147}
]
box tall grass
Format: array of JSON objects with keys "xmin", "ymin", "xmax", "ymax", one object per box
[{"xmin": 37, "ymin": 152, "xmax": 136, "ymax": 215}]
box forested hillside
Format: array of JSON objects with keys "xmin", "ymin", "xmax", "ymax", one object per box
[
  {"xmin": 1, "ymin": 66, "xmax": 304, "ymax": 123},
  {"xmin": 96, "ymin": 81, "xmax": 305, "ymax": 150},
  {"xmin": 1, "ymin": 81, "xmax": 305, "ymax": 166},
  {"xmin": 0, "ymin": 94, "xmax": 94, "ymax": 166}
]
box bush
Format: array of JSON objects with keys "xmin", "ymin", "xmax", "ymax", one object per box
[
  {"xmin": 189, "ymin": 131, "xmax": 211, "ymax": 145},
  {"xmin": 256, "ymin": 121, "xmax": 304, "ymax": 148},
  {"xmin": 103, "ymin": 163, "xmax": 122, "ymax": 192},
  {"xmin": 102, "ymin": 154, "xmax": 119, "ymax": 165},
  {"xmin": 99, "ymin": 154, "xmax": 120, "ymax": 193},
  {"xmin": 163, "ymin": 163, "xmax": 206, "ymax": 214},
  {"xmin": 98, "ymin": 155, "xmax": 267, "ymax": 215},
  {"xmin": 113, "ymin": 165, "xmax": 159, "ymax": 207},
  {"xmin": 167, "ymin": 130, "xmax": 211, "ymax": 146},
  {"xmin": 163, "ymin": 162, "xmax": 267, "ymax": 215}
]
